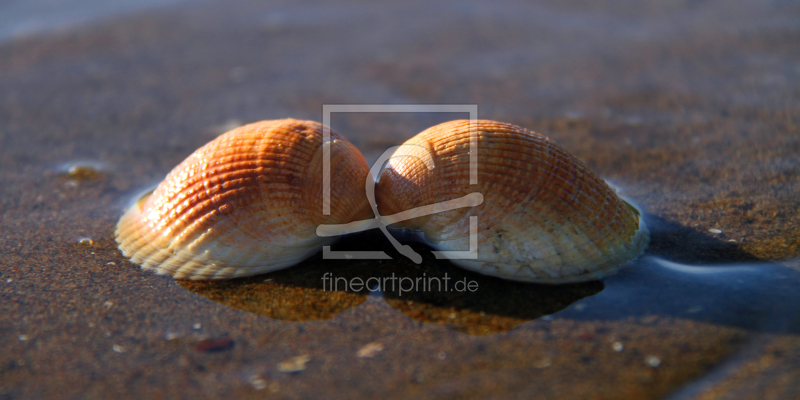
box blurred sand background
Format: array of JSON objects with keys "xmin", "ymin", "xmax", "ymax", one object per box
[{"xmin": 1, "ymin": 0, "xmax": 799, "ymax": 398}]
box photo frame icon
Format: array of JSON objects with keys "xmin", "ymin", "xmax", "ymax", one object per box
[{"xmin": 316, "ymin": 104, "xmax": 481, "ymax": 263}]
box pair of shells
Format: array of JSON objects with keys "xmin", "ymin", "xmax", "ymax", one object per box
[{"xmin": 116, "ymin": 119, "xmax": 648, "ymax": 283}]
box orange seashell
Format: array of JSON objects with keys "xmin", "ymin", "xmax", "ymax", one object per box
[
  {"xmin": 116, "ymin": 119, "xmax": 372, "ymax": 279},
  {"xmin": 375, "ymin": 120, "xmax": 649, "ymax": 283}
]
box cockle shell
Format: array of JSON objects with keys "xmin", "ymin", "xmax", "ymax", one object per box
[
  {"xmin": 116, "ymin": 119, "xmax": 372, "ymax": 279},
  {"xmin": 375, "ymin": 120, "xmax": 649, "ymax": 283}
]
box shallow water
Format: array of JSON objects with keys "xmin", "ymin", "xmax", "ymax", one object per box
[
  {"xmin": 177, "ymin": 218, "xmax": 800, "ymax": 336},
  {"xmin": 0, "ymin": 0, "xmax": 203, "ymax": 41},
  {"xmin": 2, "ymin": 0, "xmax": 800, "ymax": 399}
]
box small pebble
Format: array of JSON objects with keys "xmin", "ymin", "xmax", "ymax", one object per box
[
  {"xmin": 18, "ymin": 335, "xmax": 29, "ymax": 341},
  {"xmin": 612, "ymin": 342, "xmax": 624, "ymax": 352},
  {"xmin": 356, "ymin": 342, "xmax": 384, "ymax": 358},
  {"xmin": 645, "ymin": 355, "xmax": 662, "ymax": 368},
  {"xmin": 64, "ymin": 164, "xmax": 103, "ymax": 180},
  {"xmin": 249, "ymin": 377, "xmax": 268, "ymax": 390},
  {"xmin": 195, "ymin": 338, "xmax": 234, "ymax": 352},
  {"xmin": 113, "ymin": 345, "xmax": 125, "ymax": 353},
  {"xmin": 277, "ymin": 355, "xmax": 311, "ymax": 373},
  {"xmin": 76, "ymin": 238, "xmax": 93, "ymax": 247},
  {"xmin": 251, "ymin": 380, "xmax": 267, "ymax": 390},
  {"xmin": 437, "ymin": 352, "xmax": 446, "ymax": 360},
  {"xmin": 709, "ymin": 228, "xmax": 722, "ymax": 234},
  {"xmin": 193, "ymin": 323, "xmax": 202, "ymax": 330},
  {"xmin": 533, "ymin": 357, "xmax": 552, "ymax": 368}
]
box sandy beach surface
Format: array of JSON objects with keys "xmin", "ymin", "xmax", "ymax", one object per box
[{"xmin": 1, "ymin": 0, "xmax": 799, "ymax": 398}]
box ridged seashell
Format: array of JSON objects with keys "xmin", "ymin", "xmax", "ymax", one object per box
[
  {"xmin": 375, "ymin": 120, "xmax": 649, "ymax": 283},
  {"xmin": 116, "ymin": 119, "xmax": 372, "ymax": 279}
]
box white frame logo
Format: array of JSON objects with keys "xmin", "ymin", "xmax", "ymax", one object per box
[{"xmin": 316, "ymin": 104, "xmax": 482, "ymax": 263}]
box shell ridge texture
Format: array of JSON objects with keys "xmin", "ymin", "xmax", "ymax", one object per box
[
  {"xmin": 116, "ymin": 119, "xmax": 371, "ymax": 280},
  {"xmin": 117, "ymin": 118, "xmax": 648, "ymax": 284},
  {"xmin": 375, "ymin": 119, "xmax": 649, "ymax": 284}
]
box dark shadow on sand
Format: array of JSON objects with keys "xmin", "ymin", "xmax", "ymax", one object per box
[{"xmin": 178, "ymin": 213, "xmax": 800, "ymax": 335}]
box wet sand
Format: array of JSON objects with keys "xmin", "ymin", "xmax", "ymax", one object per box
[{"xmin": 1, "ymin": 0, "xmax": 799, "ymax": 398}]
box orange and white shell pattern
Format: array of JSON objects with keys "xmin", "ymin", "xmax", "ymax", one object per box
[
  {"xmin": 116, "ymin": 119, "xmax": 372, "ymax": 279},
  {"xmin": 375, "ymin": 120, "xmax": 648, "ymax": 283}
]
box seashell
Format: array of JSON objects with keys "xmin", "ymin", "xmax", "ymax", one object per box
[
  {"xmin": 116, "ymin": 119, "xmax": 372, "ymax": 279},
  {"xmin": 374, "ymin": 120, "xmax": 649, "ymax": 283}
]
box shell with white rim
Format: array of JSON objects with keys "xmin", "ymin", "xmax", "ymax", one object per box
[
  {"xmin": 374, "ymin": 119, "xmax": 648, "ymax": 283},
  {"xmin": 115, "ymin": 119, "xmax": 372, "ymax": 279}
]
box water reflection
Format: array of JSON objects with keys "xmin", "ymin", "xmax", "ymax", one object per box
[
  {"xmin": 178, "ymin": 236, "xmax": 603, "ymax": 333},
  {"xmin": 382, "ymin": 258, "xmax": 603, "ymax": 335},
  {"xmin": 567, "ymin": 256, "xmax": 800, "ymax": 335},
  {"xmin": 177, "ymin": 214, "xmax": 800, "ymax": 337},
  {"xmin": 178, "ymin": 259, "xmax": 370, "ymax": 321}
]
